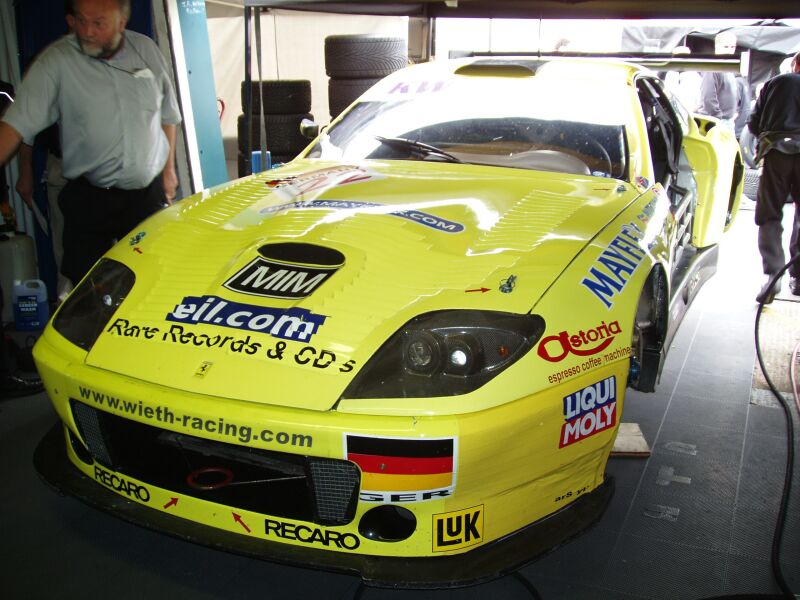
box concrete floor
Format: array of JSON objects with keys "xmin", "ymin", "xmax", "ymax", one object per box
[{"xmin": 2, "ymin": 199, "xmax": 798, "ymax": 600}]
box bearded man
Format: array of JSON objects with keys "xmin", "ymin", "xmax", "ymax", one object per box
[{"xmin": 0, "ymin": 0, "xmax": 181, "ymax": 285}]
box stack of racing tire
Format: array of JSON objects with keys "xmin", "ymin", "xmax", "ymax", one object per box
[
  {"xmin": 325, "ymin": 35, "xmax": 408, "ymax": 121},
  {"xmin": 237, "ymin": 79, "xmax": 313, "ymax": 176}
]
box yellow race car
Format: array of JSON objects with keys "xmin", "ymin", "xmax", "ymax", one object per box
[{"xmin": 33, "ymin": 56, "xmax": 743, "ymax": 587}]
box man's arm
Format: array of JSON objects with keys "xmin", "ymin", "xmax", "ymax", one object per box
[
  {"xmin": 161, "ymin": 123, "xmax": 177, "ymax": 203},
  {"xmin": 0, "ymin": 121, "xmax": 23, "ymax": 167},
  {"xmin": 700, "ymin": 73, "xmax": 723, "ymax": 118},
  {"xmin": 15, "ymin": 142, "xmax": 34, "ymax": 208}
]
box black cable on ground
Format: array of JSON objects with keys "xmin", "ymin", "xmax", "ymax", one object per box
[{"xmin": 754, "ymin": 252, "xmax": 800, "ymax": 599}]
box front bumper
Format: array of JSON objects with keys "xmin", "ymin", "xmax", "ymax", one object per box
[{"xmin": 35, "ymin": 421, "xmax": 613, "ymax": 588}]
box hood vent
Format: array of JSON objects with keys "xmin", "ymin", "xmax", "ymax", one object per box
[
  {"xmin": 258, "ymin": 242, "xmax": 345, "ymax": 268},
  {"xmin": 456, "ymin": 59, "xmax": 542, "ymax": 77},
  {"xmin": 223, "ymin": 242, "xmax": 345, "ymax": 300}
]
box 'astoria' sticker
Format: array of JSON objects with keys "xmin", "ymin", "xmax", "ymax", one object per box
[{"xmin": 167, "ymin": 295, "xmax": 326, "ymax": 342}]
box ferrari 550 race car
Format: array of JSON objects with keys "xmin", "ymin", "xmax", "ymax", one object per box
[{"xmin": 33, "ymin": 56, "xmax": 743, "ymax": 588}]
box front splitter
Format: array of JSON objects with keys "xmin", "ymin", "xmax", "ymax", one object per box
[{"xmin": 34, "ymin": 422, "xmax": 614, "ymax": 589}]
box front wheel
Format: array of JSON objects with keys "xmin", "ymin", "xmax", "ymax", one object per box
[{"xmin": 629, "ymin": 271, "xmax": 668, "ymax": 392}]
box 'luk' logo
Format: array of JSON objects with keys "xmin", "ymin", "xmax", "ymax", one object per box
[
  {"xmin": 537, "ymin": 320, "xmax": 622, "ymax": 363},
  {"xmin": 560, "ymin": 376, "xmax": 617, "ymax": 448},
  {"xmin": 433, "ymin": 505, "xmax": 484, "ymax": 552}
]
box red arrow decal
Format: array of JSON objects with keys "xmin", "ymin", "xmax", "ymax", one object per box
[
  {"xmin": 163, "ymin": 497, "xmax": 178, "ymax": 509},
  {"xmin": 232, "ymin": 512, "xmax": 251, "ymax": 533},
  {"xmin": 465, "ymin": 287, "xmax": 490, "ymax": 293}
]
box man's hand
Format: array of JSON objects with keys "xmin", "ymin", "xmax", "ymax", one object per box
[{"xmin": 162, "ymin": 165, "xmax": 178, "ymax": 204}]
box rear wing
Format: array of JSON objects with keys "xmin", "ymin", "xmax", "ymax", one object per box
[{"xmin": 452, "ymin": 51, "xmax": 750, "ymax": 75}]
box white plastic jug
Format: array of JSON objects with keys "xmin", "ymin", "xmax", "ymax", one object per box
[
  {"xmin": 0, "ymin": 231, "xmax": 37, "ymax": 324},
  {"xmin": 13, "ymin": 279, "xmax": 49, "ymax": 331}
]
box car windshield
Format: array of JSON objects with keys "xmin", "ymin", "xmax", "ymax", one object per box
[{"xmin": 307, "ymin": 75, "xmax": 629, "ymax": 180}]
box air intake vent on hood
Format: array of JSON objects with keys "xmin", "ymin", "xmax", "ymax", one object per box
[
  {"xmin": 455, "ymin": 59, "xmax": 542, "ymax": 77},
  {"xmin": 258, "ymin": 242, "xmax": 345, "ymax": 268}
]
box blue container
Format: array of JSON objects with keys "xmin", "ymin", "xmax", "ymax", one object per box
[
  {"xmin": 13, "ymin": 279, "xmax": 49, "ymax": 331},
  {"xmin": 251, "ymin": 150, "xmax": 272, "ymax": 173}
]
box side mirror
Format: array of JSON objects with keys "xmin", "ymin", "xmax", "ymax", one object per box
[{"xmin": 300, "ymin": 118, "xmax": 320, "ymax": 140}]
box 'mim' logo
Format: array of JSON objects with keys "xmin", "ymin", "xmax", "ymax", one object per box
[
  {"xmin": 224, "ymin": 257, "xmax": 339, "ymax": 300},
  {"xmin": 432, "ymin": 505, "xmax": 484, "ymax": 552}
]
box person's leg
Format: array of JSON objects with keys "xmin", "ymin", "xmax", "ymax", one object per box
[
  {"xmin": 58, "ymin": 179, "xmax": 118, "ymax": 286},
  {"xmin": 45, "ymin": 154, "xmax": 72, "ymax": 301},
  {"xmin": 113, "ymin": 176, "xmax": 165, "ymax": 242},
  {"xmin": 755, "ymin": 152, "xmax": 793, "ymax": 302},
  {"xmin": 755, "ymin": 152, "xmax": 791, "ymax": 275}
]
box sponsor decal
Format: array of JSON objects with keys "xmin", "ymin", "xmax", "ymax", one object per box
[
  {"xmin": 94, "ymin": 465, "xmax": 151, "ymax": 502},
  {"xmin": 581, "ymin": 222, "xmax": 646, "ymax": 309},
  {"xmin": 346, "ymin": 435, "xmax": 456, "ymax": 503},
  {"xmin": 263, "ymin": 166, "xmax": 377, "ymax": 196},
  {"xmin": 560, "ymin": 376, "xmax": 617, "ymax": 448},
  {"xmin": 104, "ymin": 318, "xmax": 355, "ymax": 372},
  {"xmin": 546, "ymin": 345, "xmax": 631, "ymax": 385},
  {"xmin": 360, "ymin": 490, "xmax": 453, "ymax": 503},
  {"xmin": 388, "ymin": 80, "xmax": 447, "ymax": 95},
  {"xmin": 638, "ymin": 197, "xmax": 657, "ymax": 224},
  {"xmin": 259, "ymin": 199, "xmax": 465, "ymax": 233},
  {"xmin": 555, "ymin": 485, "xmax": 589, "ymax": 503},
  {"xmin": 537, "ymin": 320, "xmax": 622, "ymax": 363},
  {"xmin": 224, "ymin": 257, "xmax": 338, "ymax": 299},
  {"xmin": 167, "ymin": 295, "xmax": 326, "ymax": 342},
  {"xmin": 433, "ymin": 505, "xmax": 484, "ymax": 552},
  {"xmin": 129, "ymin": 231, "xmax": 146, "ymax": 246},
  {"xmin": 79, "ymin": 388, "xmax": 313, "ymax": 448},
  {"xmin": 264, "ymin": 518, "xmax": 360, "ymax": 550}
]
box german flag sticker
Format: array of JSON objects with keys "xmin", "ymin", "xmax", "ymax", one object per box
[{"xmin": 345, "ymin": 435, "xmax": 456, "ymax": 496}]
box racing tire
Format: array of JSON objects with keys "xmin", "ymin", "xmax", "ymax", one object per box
[
  {"xmin": 237, "ymin": 113, "xmax": 313, "ymax": 156},
  {"xmin": 629, "ymin": 270, "xmax": 667, "ymax": 393},
  {"xmin": 744, "ymin": 168, "xmax": 760, "ymax": 200},
  {"xmin": 324, "ymin": 35, "xmax": 407, "ymax": 78},
  {"xmin": 739, "ymin": 127, "xmax": 758, "ymax": 169},
  {"xmin": 328, "ymin": 77, "xmax": 382, "ymax": 119},
  {"xmin": 241, "ymin": 79, "xmax": 312, "ymax": 114}
]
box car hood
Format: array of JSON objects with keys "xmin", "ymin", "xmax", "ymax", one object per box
[{"xmin": 85, "ymin": 160, "xmax": 639, "ymax": 411}]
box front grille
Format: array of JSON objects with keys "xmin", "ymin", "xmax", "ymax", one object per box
[
  {"xmin": 71, "ymin": 400, "xmax": 114, "ymax": 466},
  {"xmin": 69, "ymin": 400, "xmax": 360, "ymax": 525},
  {"xmin": 309, "ymin": 459, "xmax": 361, "ymax": 523}
]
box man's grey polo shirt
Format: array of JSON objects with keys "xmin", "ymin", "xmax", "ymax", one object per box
[{"xmin": 4, "ymin": 31, "xmax": 181, "ymax": 190}]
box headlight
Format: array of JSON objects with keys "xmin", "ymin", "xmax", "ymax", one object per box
[
  {"xmin": 342, "ymin": 310, "xmax": 545, "ymax": 399},
  {"xmin": 53, "ymin": 259, "xmax": 135, "ymax": 350}
]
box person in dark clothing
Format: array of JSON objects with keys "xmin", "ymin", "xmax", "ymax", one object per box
[{"xmin": 747, "ymin": 51, "xmax": 800, "ymax": 303}]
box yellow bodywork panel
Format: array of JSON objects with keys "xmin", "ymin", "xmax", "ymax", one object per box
[{"xmin": 33, "ymin": 56, "xmax": 741, "ymax": 583}]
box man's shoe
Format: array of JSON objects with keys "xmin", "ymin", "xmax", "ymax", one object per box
[
  {"xmin": 756, "ymin": 275, "xmax": 782, "ymax": 304},
  {"xmin": 790, "ymin": 277, "xmax": 800, "ymax": 296},
  {"xmin": 0, "ymin": 373, "xmax": 44, "ymax": 399}
]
